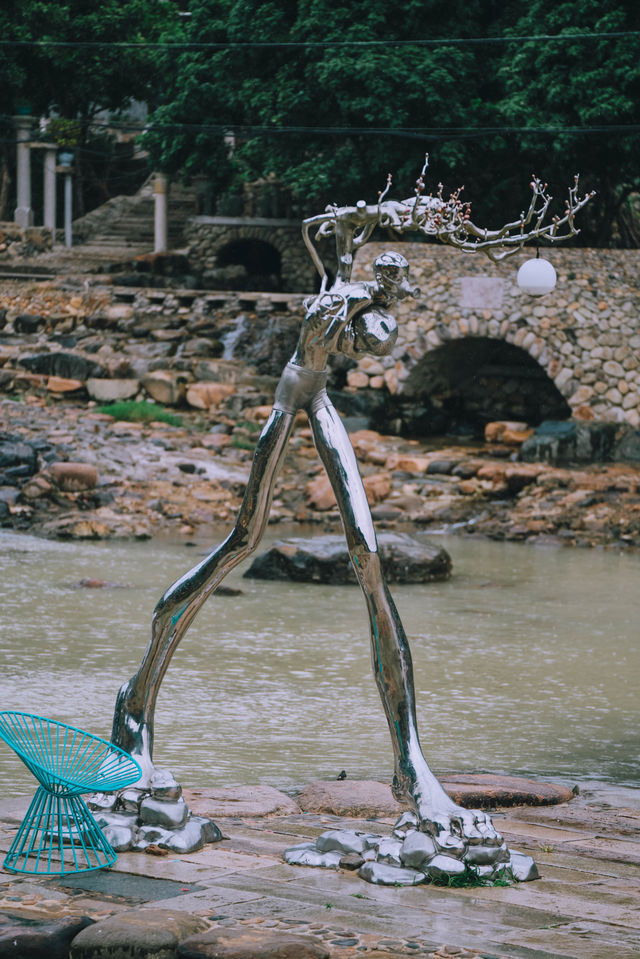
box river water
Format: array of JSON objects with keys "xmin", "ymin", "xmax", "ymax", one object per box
[{"xmin": 0, "ymin": 527, "xmax": 637, "ymax": 798}]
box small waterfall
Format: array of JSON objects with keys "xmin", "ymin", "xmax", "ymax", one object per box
[{"xmin": 221, "ymin": 314, "xmax": 250, "ymax": 360}]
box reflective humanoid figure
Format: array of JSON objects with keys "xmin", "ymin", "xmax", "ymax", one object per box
[{"xmin": 111, "ymin": 247, "xmax": 502, "ymax": 849}]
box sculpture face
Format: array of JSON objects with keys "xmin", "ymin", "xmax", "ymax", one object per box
[{"xmin": 373, "ymin": 252, "xmax": 418, "ymax": 301}]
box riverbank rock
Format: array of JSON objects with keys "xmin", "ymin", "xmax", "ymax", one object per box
[
  {"xmin": 70, "ymin": 909, "xmax": 208, "ymax": 959},
  {"xmin": 0, "ymin": 912, "xmax": 93, "ymax": 959},
  {"xmin": 244, "ymin": 532, "xmax": 452, "ymax": 584},
  {"xmin": 519, "ymin": 419, "xmax": 640, "ymax": 465}
]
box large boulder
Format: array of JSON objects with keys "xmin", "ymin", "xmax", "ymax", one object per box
[
  {"xmin": 518, "ymin": 419, "xmax": 625, "ymax": 465},
  {"xmin": 0, "ymin": 913, "xmax": 93, "ymax": 959},
  {"xmin": 244, "ymin": 532, "xmax": 451, "ymax": 584},
  {"xmin": 70, "ymin": 909, "xmax": 208, "ymax": 959}
]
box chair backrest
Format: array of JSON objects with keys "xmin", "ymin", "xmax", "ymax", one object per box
[{"xmin": 0, "ymin": 711, "xmax": 141, "ymax": 792}]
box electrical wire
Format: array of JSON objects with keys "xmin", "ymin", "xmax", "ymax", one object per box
[{"xmin": 0, "ymin": 31, "xmax": 639, "ymax": 50}]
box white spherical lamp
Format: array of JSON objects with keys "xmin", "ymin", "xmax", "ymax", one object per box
[{"xmin": 517, "ymin": 257, "xmax": 557, "ymax": 296}]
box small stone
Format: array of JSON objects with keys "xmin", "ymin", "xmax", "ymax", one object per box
[
  {"xmin": 339, "ymin": 852, "xmax": 365, "ymax": 870},
  {"xmin": 102, "ymin": 823, "xmax": 135, "ymax": 851},
  {"xmin": 393, "ymin": 810, "xmax": 419, "ymax": 839},
  {"xmin": 375, "ymin": 836, "xmax": 403, "ymax": 865},
  {"xmin": 400, "ymin": 831, "xmax": 438, "ymax": 869},
  {"xmin": 150, "ymin": 768, "xmax": 183, "ymax": 801},
  {"xmin": 358, "ymin": 861, "xmax": 426, "ymax": 885},
  {"xmin": 161, "ymin": 817, "xmax": 223, "ymax": 853},
  {"xmin": 142, "ymin": 369, "xmax": 188, "ymax": 406},
  {"xmin": 464, "ymin": 841, "xmax": 510, "ymax": 866},
  {"xmin": 46, "ymin": 375, "xmax": 85, "ymax": 393},
  {"xmin": 139, "ymin": 796, "xmax": 188, "ymax": 829},
  {"xmin": 186, "ymin": 382, "xmax": 236, "ymax": 410},
  {"xmin": 284, "ymin": 844, "xmax": 342, "ymax": 869},
  {"xmin": 49, "ymin": 462, "xmax": 98, "ymax": 492},
  {"xmin": 118, "ymin": 787, "xmax": 146, "ymax": 813},
  {"xmin": 508, "ymin": 851, "xmax": 540, "ymax": 882},
  {"xmin": 316, "ymin": 829, "xmax": 368, "ymax": 855},
  {"xmin": 422, "ymin": 855, "xmax": 467, "ymax": 881}
]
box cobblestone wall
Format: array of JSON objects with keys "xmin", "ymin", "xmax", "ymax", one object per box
[{"xmin": 351, "ymin": 244, "xmax": 640, "ymax": 428}]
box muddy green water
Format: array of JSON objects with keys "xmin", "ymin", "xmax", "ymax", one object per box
[{"xmin": 0, "ymin": 528, "xmax": 637, "ymax": 798}]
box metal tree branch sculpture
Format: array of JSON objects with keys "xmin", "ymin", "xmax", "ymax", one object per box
[{"xmin": 303, "ymin": 155, "xmax": 595, "ymax": 286}]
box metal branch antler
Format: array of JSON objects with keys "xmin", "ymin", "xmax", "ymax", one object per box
[{"xmin": 302, "ymin": 155, "xmax": 596, "ymax": 286}]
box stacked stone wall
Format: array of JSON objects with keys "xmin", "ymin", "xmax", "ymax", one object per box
[{"xmin": 351, "ymin": 244, "xmax": 640, "ymax": 428}]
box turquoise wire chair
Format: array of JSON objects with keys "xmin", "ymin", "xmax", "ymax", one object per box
[{"xmin": 0, "ymin": 711, "xmax": 141, "ymax": 875}]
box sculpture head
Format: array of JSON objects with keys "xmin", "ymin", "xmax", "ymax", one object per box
[{"xmin": 373, "ymin": 251, "xmax": 420, "ymax": 300}]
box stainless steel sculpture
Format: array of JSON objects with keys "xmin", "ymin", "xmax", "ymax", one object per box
[{"xmin": 110, "ymin": 158, "xmax": 593, "ymax": 874}]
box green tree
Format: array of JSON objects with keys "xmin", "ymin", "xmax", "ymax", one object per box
[
  {"xmin": 143, "ymin": 0, "xmax": 494, "ymax": 208},
  {"xmin": 496, "ymin": 0, "xmax": 640, "ymax": 246},
  {"xmin": 142, "ymin": 0, "xmax": 640, "ymax": 246},
  {"xmin": 0, "ymin": 0, "xmax": 179, "ymax": 216}
]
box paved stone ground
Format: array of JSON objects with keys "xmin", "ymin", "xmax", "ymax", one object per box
[{"xmin": 0, "ymin": 779, "xmax": 639, "ymax": 958}]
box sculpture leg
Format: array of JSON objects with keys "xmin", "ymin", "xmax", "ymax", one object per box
[
  {"xmin": 111, "ymin": 409, "xmax": 295, "ymax": 784},
  {"xmin": 310, "ymin": 402, "xmax": 501, "ymax": 847}
]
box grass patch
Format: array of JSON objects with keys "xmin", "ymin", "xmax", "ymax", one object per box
[
  {"xmin": 96, "ymin": 400, "xmax": 183, "ymax": 427},
  {"xmin": 231, "ymin": 436, "xmax": 257, "ymax": 451},
  {"xmin": 429, "ymin": 865, "xmax": 511, "ymax": 888}
]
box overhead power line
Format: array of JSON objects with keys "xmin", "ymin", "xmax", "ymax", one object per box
[{"xmin": 0, "ymin": 31, "xmax": 639, "ymax": 50}]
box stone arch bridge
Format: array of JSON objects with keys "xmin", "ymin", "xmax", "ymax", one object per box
[{"xmin": 348, "ymin": 244, "xmax": 640, "ymax": 432}]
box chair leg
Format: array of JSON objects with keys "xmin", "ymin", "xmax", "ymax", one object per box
[{"xmin": 4, "ymin": 786, "xmax": 117, "ymax": 874}]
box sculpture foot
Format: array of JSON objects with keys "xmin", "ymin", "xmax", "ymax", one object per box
[{"xmin": 395, "ymin": 768, "xmax": 503, "ymax": 857}]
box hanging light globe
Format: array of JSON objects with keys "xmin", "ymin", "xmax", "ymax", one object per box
[{"xmin": 517, "ymin": 257, "xmax": 557, "ymax": 296}]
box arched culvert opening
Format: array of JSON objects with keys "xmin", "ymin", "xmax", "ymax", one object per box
[
  {"xmin": 213, "ymin": 239, "xmax": 282, "ymax": 291},
  {"xmin": 394, "ymin": 337, "xmax": 571, "ymax": 439}
]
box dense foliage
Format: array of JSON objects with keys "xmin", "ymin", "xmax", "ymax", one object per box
[
  {"xmin": 1, "ymin": 0, "xmax": 639, "ymax": 244},
  {"xmin": 142, "ymin": 0, "xmax": 640, "ymax": 246}
]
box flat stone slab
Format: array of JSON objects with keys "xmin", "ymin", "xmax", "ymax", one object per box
[
  {"xmin": 50, "ymin": 872, "xmax": 205, "ymax": 903},
  {"xmin": 296, "ymin": 776, "xmax": 573, "ymax": 817},
  {"xmin": 440, "ymin": 774, "xmax": 575, "ymax": 808},
  {"xmin": 178, "ymin": 926, "xmax": 330, "ymax": 958},
  {"xmin": 182, "ymin": 786, "xmax": 301, "ymax": 818},
  {"xmin": 296, "ymin": 780, "xmax": 405, "ymax": 818},
  {"xmin": 70, "ymin": 908, "xmax": 208, "ymax": 959}
]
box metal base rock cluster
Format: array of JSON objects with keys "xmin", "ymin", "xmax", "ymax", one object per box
[
  {"xmin": 284, "ymin": 812, "xmax": 538, "ymax": 885},
  {"xmin": 87, "ymin": 769, "xmax": 222, "ymax": 854}
]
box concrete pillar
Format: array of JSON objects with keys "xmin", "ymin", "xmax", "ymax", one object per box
[
  {"xmin": 58, "ymin": 152, "xmax": 74, "ymax": 248},
  {"xmin": 154, "ymin": 172, "xmax": 169, "ymax": 253},
  {"xmin": 14, "ymin": 114, "xmax": 33, "ymax": 227},
  {"xmin": 43, "ymin": 147, "xmax": 57, "ymax": 233}
]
